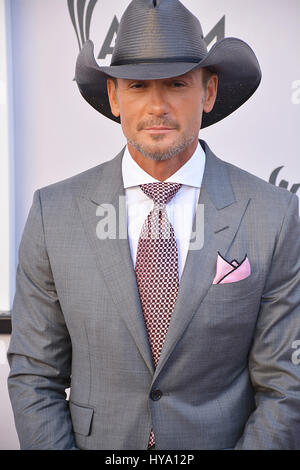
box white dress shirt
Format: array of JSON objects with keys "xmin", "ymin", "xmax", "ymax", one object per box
[{"xmin": 122, "ymin": 142, "xmax": 206, "ymax": 280}]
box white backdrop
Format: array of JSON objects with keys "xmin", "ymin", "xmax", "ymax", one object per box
[{"xmin": 0, "ymin": 0, "xmax": 299, "ymax": 449}]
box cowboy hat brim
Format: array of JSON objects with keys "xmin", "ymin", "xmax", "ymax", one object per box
[{"xmin": 75, "ymin": 37, "xmax": 261, "ymax": 129}]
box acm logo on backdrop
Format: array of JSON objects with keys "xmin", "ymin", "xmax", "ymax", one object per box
[
  {"xmin": 67, "ymin": 0, "xmax": 299, "ymax": 198},
  {"xmin": 67, "ymin": 0, "xmax": 225, "ymax": 58}
]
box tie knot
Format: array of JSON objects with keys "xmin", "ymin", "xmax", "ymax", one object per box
[{"xmin": 140, "ymin": 182, "xmax": 182, "ymax": 206}]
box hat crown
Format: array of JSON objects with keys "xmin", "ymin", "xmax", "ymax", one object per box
[{"xmin": 111, "ymin": 0, "xmax": 208, "ymax": 66}]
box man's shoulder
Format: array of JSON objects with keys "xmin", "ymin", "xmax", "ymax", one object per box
[
  {"xmin": 39, "ymin": 163, "xmax": 102, "ymax": 199},
  {"xmin": 204, "ymin": 140, "xmax": 294, "ymax": 208},
  {"xmin": 223, "ymin": 157, "xmax": 293, "ymax": 206},
  {"xmin": 37, "ymin": 149, "xmax": 123, "ymax": 204}
]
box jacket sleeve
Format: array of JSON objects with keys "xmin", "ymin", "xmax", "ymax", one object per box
[
  {"xmin": 7, "ymin": 190, "xmax": 78, "ymax": 450},
  {"xmin": 235, "ymin": 192, "xmax": 300, "ymax": 449}
]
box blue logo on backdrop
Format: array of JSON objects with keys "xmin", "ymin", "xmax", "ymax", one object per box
[{"xmin": 67, "ymin": 0, "xmax": 225, "ymax": 60}]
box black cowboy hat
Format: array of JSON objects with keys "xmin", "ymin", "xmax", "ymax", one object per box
[{"xmin": 75, "ymin": 0, "xmax": 262, "ymax": 129}]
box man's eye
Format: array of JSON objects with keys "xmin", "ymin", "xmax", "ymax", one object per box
[
  {"xmin": 130, "ymin": 83, "xmax": 144, "ymax": 89},
  {"xmin": 172, "ymin": 81, "xmax": 185, "ymax": 87}
]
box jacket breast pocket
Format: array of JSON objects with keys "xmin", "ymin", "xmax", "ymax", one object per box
[
  {"xmin": 198, "ymin": 274, "xmax": 262, "ymax": 356},
  {"xmin": 69, "ymin": 400, "xmax": 94, "ymax": 436},
  {"xmin": 206, "ymin": 272, "xmax": 261, "ymax": 302}
]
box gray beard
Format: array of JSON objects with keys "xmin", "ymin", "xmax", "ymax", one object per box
[{"xmin": 127, "ymin": 135, "xmax": 196, "ymax": 161}]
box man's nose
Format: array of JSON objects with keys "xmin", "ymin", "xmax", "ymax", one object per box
[{"xmin": 147, "ymin": 83, "xmax": 170, "ymax": 116}]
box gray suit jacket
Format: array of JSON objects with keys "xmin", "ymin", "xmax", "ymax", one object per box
[{"xmin": 7, "ymin": 140, "xmax": 300, "ymax": 450}]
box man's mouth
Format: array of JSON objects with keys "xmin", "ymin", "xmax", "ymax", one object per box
[{"xmin": 143, "ymin": 126, "xmax": 176, "ymax": 134}]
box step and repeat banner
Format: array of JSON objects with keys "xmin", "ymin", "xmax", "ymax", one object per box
[{"xmin": 0, "ymin": 0, "xmax": 299, "ymax": 449}]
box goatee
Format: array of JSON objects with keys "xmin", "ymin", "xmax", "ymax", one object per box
[{"xmin": 127, "ymin": 135, "xmax": 196, "ymax": 161}]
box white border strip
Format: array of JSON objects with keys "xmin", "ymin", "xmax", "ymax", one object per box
[{"xmin": 0, "ymin": 0, "xmax": 15, "ymax": 312}]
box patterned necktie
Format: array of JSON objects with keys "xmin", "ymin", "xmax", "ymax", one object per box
[{"xmin": 134, "ymin": 181, "xmax": 182, "ymax": 448}]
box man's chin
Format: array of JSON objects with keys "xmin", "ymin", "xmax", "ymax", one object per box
[
  {"xmin": 128, "ymin": 137, "xmax": 195, "ymax": 161},
  {"xmin": 132, "ymin": 145, "xmax": 180, "ymax": 161}
]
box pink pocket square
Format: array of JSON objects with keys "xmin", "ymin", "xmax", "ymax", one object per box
[{"xmin": 213, "ymin": 252, "xmax": 251, "ymax": 284}]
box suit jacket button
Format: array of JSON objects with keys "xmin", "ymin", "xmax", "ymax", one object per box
[{"xmin": 150, "ymin": 389, "xmax": 163, "ymax": 401}]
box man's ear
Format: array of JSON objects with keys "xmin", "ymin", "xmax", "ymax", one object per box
[
  {"xmin": 107, "ymin": 78, "xmax": 120, "ymax": 117},
  {"xmin": 203, "ymin": 74, "xmax": 218, "ymax": 113}
]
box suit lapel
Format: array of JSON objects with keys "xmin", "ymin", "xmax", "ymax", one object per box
[
  {"xmin": 152, "ymin": 140, "xmax": 251, "ymax": 381},
  {"xmin": 76, "ymin": 142, "xmax": 251, "ymax": 380},
  {"xmin": 76, "ymin": 148, "xmax": 154, "ymax": 375}
]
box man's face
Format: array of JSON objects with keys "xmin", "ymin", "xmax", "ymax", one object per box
[{"xmin": 107, "ymin": 69, "xmax": 218, "ymax": 161}]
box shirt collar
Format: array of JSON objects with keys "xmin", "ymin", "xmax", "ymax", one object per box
[{"xmin": 122, "ymin": 141, "xmax": 206, "ymax": 189}]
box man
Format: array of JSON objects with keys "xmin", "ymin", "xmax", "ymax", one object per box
[{"xmin": 7, "ymin": 0, "xmax": 300, "ymax": 450}]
